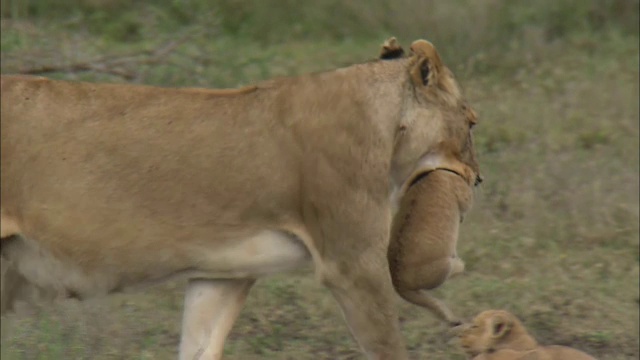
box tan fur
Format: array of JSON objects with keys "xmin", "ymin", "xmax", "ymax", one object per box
[
  {"xmin": 388, "ymin": 169, "xmax": 473, "ymax": 326},
  {"xmin": 459, "ymin": 310, "xmax": 598, "ymax": 360},
  {"xmin": 1, "ymin": 37, "xmax": 480, "ymax": 359}
]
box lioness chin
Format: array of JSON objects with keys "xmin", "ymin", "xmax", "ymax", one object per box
[{"xmin": 1, "ymin": 37, "xmax": 481, "ymax": 360}]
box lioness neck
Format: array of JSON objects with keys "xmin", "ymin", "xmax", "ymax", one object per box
[{"xmin": 270, "ymin": 58, "xmax": 412, "ymax": 133}]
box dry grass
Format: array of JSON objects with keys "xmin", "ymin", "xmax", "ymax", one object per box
[{"xmin": 1, "ymin": 3, "xmax": 638, "ymax": 359}]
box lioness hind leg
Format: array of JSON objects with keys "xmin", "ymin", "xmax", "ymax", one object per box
[
  {"xmin": 179, "ymin": 278, "xmax": 255, "ymax": 360},
  {"xmin": 1, "ymin": 209, "xmax": 22, "ymax": 239},
  {"xmin": 1, "ymin": 236, "xmax": 47, "ymax": 315},
  {"xmin": 0, "ymin": 253, "xmax": 23, "ymax": 314}
]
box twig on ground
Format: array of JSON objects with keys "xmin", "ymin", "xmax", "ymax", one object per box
[{"xmin": 14, "ymin": 31, "xmax": 194, "ymax": 81}]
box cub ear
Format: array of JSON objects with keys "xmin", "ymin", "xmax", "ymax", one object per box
[
  {"xmin": 379, "ymin": 37, "xmax": 405, "ymax": 60},
  {"xmin": 409, "ymin": 40, "xmax": 443, "ymax": 87},
  {"xmin": 489, "ymin": 312, "xmax": 513, "ymax": 339}
]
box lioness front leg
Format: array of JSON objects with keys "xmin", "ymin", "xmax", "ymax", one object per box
[
  {"xmin": 179, "ymin": 279, "xmax": 254, "ymax": 360},
  {"xmin": 320, "ymin": 258, "xmax": 408, "ymax": 360},
  {"xmin": 308, "ymin": 201, "xmax": 408, "ymax": 360},
  {"xmin": 388, "ymin": 170, "xmax": 474, "ymax": 327}
]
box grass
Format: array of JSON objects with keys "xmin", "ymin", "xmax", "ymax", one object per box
[{"xmin": 1, "ymin": 1, "xmax": 639, "ymax": 359}]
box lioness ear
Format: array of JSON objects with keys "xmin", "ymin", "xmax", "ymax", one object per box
[
  {"xmin": 489, "ymin": 313, "xmax": 513, "ymax": 339},
  {"xmin": 409, "ymin": 40, "xmax": 443, "ymax": 87},
  {"xmin": 379, "ymin": 37, "xmax": 405, "ymax": 60}
]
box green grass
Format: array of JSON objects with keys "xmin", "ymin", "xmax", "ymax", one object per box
[{"xmin": 1, "ymin": 1, "xmax": 639, "ymax": 359}]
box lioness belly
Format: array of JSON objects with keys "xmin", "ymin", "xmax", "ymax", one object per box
[
  {"xmin": 1, "ymin": 230, "xmax": 311, "ymax": 301},
  {"xmin": 187, "ymin": 230, "xmax": 312, "ymax": 278}
]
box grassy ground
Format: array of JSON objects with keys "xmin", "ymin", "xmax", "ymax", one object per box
[{"xmin": 1, "ymin": 1, "xmax": 638, "ymax": 359}]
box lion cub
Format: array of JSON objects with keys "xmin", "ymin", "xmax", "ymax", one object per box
[
  {"xmin": 388, "ymin": 169, "xmax": 473, "ymax": 326},
  {"xmin": 458, "ymin": 310, "xmax": 598, "ymax": 359}
]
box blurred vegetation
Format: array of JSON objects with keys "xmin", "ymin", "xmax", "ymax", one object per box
[
  {"xmin": 1, "ymin": 0, "xmax": 639, "ymax": 74},
  {"xmin": 1, "ymin": 1, "xmax": 638, "ymax": 359}
]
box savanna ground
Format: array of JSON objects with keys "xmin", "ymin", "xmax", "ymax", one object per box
[{"xmin": 0, "ymin": 0, "xmax": 638, "ymax": 359}]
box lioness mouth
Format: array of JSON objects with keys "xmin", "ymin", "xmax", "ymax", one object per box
[
  {"xmin": 408, "ymin": 168, "xmax": 468, "ymax": 189},
  {"xmin": 408, "ymin": 168, "xmax": 483, "ymax": 190}
]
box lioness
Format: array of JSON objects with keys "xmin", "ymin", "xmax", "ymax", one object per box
[
  {"xmin": 459, "ymin": 310, "xmax": 598, "ymax": 360},
  {"xmin": 1, "ymin": 38, "xmax": 481, "ymax": 360}
]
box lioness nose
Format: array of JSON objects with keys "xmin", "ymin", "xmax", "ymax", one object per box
[{"xmin": 474, "ymin": 174, "xmax": 484, "ymax": 186}]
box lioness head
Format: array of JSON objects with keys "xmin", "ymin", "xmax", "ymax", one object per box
[
  {"xmin": 381, "ymin": 38, "xmax": 482, "ymax": 206},
  {"xmin": 458, "ymin": 310, "xmax": 537, "ymax": 357}
]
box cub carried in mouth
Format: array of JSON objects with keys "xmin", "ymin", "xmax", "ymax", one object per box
[{"xmin": 387, "ymin": 169, "xmax": 474, "ymax": 326}]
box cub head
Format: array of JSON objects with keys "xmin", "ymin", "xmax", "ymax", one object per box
[
  {"xmin": 382, "ymin": 38, "xmax": 482, "ymax": 200},
  {"xmin": 458, "ymin": 310, "xmax": 522, "ymax": 356},
  {"xmin": 379, "ymin": 37, "xmax": 405, "ymax": 60}
]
